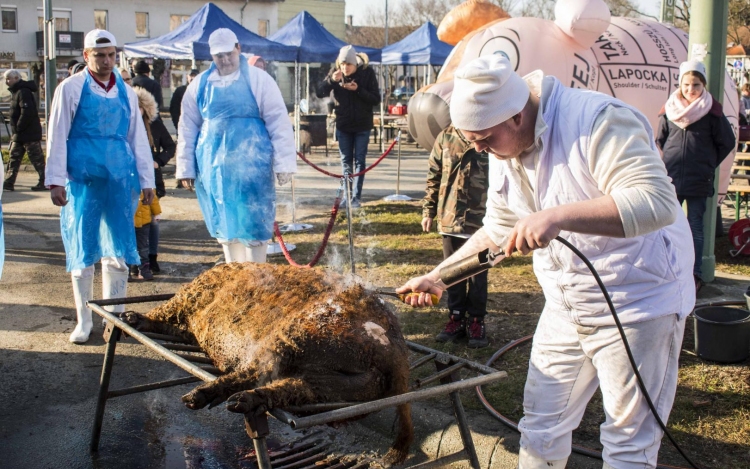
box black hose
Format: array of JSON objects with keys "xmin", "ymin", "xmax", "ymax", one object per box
[{"xmin": 475, "ymin": 236, "xmax": 703, "ymax": 469}]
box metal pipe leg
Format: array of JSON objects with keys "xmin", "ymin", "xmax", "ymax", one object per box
[
  {"xmin": 90, "ymin": 327, "xmax": 121, "ymax": 452},
  {"xmin": 245, "ymin": 411, "xmax": 272, "ymax": 469},
  {"xmin": 449, "ymin": 390, "xmax": 480, "ymax": 469}
]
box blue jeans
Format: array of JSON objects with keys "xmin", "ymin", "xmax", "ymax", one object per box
[
  {"xmin": 678, "ymin": 196, "xmax": 707, "ymax": 280},
  {"xmin": 336, "ymin": 129, "xmax": 370, "ymax": 201}
]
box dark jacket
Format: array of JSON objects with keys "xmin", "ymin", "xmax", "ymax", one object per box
[
  {"xmin": 148, "ymin": 117, "xmax": 175, "ymax": 198},
  {"xmin": 316, "ymin": 57, "xmax": 380, "ymax": 133},
  {"xmin": 655, "ymin": 97, "xmax": 736, "ymax": 197},
  {"xmin": 422, "ymin": 125, "xmax": 489, "ymax": 235},
  {"xmin": 8, "ymin": 80, "xmax": 43, "ymax": 143},
  {"xmin": 132, "ymin": 74, "xmax": 163, "ymax": 111},
  {"xmin": 169, "ymin": 84, "xmax": 187, "ymax": 129}
]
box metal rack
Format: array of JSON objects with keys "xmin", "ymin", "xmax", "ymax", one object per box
[{"xmin": 87, "ymin": 294, "xmax": 507, "ymax": 469}]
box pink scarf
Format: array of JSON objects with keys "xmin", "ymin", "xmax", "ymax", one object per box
[{"xmin": 664, "ymin": 88, "xmax": 712, "ymax": 129}]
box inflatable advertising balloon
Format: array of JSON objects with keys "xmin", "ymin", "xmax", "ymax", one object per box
[{"xmin": 408, "ymin": 0, "xmax": 739, "ymax": 197}]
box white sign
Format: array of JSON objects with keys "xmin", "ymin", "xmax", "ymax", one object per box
[{"xmin": 59, "ymin": 34, "xmax": 71, "ymax": 44}]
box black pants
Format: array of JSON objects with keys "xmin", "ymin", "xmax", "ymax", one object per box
[
  {"xmin": 135, "ymin": 224, "xmax": 151, "ymax": 265},
  {"xmin": 442, "ymin": 235, "xmax": 488, "ymax": 318},
  {"xmin": 4, "ymin": 140, "xmax": 45, "ymax": 185}
]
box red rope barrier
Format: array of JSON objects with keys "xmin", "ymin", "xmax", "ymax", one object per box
[
  {"xmin": 274, "ymin": 197, "xmax": 342, "ymax": 268},
  {"xmin": 296, "ymin": 138, "xmax": 398, "ymax": 179}
]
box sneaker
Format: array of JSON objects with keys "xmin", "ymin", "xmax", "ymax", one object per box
[
  {"xmin": 3, "ymin": 182, "xmax": 14, "ymax": 192},
  {"xmin": 139, "ymin": 263, "xmax": 154, "ymax": 281},
  {"xmin": 350, "ymin": 199, "xmax": 362, "ymax": 208},
  {"xmin": 436, "ymin": 312, "xmax": 466, "ymax": 343},
  {"xmin": 30, "ymin": 183, "xmax": 49, "ymax": 191},
  {"xmin": 467, "ymin": 317, "xmax": 489, "ymax": 349}
]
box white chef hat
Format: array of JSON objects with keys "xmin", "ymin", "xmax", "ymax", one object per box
[
  {"xmin": 209, "ymin": 28, "xmax": 239, "ymax": 55},
  {"xmin": 450, "ymin": 54, "xmax": 530, "ymax": 132}
]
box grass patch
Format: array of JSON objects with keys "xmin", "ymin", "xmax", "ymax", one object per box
[{"xmin": 271, "ymin": 199, "xmax": 749, "ymax": 467}]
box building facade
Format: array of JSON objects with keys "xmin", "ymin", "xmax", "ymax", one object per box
[{"xmin": 0, "ymin": 0, "xmax": 345, "ymax": 108}]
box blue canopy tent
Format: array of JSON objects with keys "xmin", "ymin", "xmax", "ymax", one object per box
[
  {"xmin": 380, "ymin": 22, "xmax": 452, "ymax": 65},
  {"xmin": 123, "ymin": 3, "xmax": 297, "ymax": 62},
  {"xmin": 269, "ymin": 10, "xmax": 381, "ymax": 63}
]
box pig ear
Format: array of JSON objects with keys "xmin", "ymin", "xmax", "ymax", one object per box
[{"xmin": 554, "ymin": 0, "xmax": 611, "ymax": 48}]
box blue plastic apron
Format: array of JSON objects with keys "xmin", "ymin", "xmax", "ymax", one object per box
[
  {"xmin": 195, "ymin": 61, "xmax": 275, "ymax": 243},
  {"xmin": 60, "ymin": 71, "xmax": 141, "ymax": 271}
]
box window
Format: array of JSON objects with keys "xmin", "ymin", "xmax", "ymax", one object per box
[
  {"xmin": 2, "ymin": 7, "xmax": 17, "ymax": 32},
  {"xmin": 135, "ymin": 12, "xmax": 148, "ymax": 37},
  {"xmin": 94, "ymin": 10, "xmax": 107, "ymax": 31},
  {"xmin": 257, "ymin": 19, "xmax": 269, "ymax": 38},
  {"xmin": 37, "ymin": 9, "xmax": 71, "ymax": 31},
  {"xmin": 169, "ymin": 14, "xmax": 190, "ymax": 31}
]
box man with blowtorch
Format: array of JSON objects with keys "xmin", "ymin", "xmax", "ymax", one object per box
[{"xmin": 397, "ymin": 55, "xmax": 695, "ymax": 469}]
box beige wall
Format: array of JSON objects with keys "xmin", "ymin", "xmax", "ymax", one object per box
[{"xmin": 277, "ymin": 0, "xmax": 346, "ymax": 40}]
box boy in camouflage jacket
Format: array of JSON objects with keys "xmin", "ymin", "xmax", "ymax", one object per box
[{"xmin": 422, "ymin": 125, "xmax": 490, "ymax": 348}]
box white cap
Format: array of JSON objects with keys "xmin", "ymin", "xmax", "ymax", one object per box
[
  {"xmin": 679, "ymin": 59, "xmax": 707, "ymax": 83},
  {"xmin": 337, "ymin": 45, "xmax": 357, "ymax": 65},
  {"xmin": 209, "ymin": 28, "xmax": 238, "ymax": 55},
  {"xmin": 450, "ymin": 54, "xmax": 530, "ymax": 132},
  {"xmin": 84, "ymin": 29, "xmax": 117, "ymax": 48}
]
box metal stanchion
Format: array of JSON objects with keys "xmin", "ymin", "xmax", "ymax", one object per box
[
  {"xmin": 278, "ymin": 176, "xmax": 312, "ymax": 233},
  {"xmin": 344, "ymin": 174, "xmax": 355, "ymax": 274},
  {"xmin": 383, "ymin": 130, "xmax": 412, "ymax": 201}
]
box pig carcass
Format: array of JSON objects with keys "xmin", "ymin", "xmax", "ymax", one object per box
[{"xmin": 122, "ymin": 262, "xmax": 413, "ymax": 463}]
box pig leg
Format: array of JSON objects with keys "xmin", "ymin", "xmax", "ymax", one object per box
[
  {"xmin": 120, "ymin": 311, "xmax": 194, "ymax": 342},
  {"xmin": 225, "ymin": 373, "xmax": 413, "ymax": 464},
  {"xmin": 182, "ymin": 369, "xmax": 262, "ymax": 410}
]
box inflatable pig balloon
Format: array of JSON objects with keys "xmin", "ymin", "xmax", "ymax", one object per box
[{"xmin": 408, "ymin": 0, "xmax": 739, "ymax": 197}]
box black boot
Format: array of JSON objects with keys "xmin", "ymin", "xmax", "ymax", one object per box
[
  {"xmin": 467, "ymin": 317, "xmax": 489, "ymax": 349},
  {"xmin": 149, "ymin": 254, "xmax": 160, "ymax": 274},
  {"xmin": 436, "ymin": 311, "xmax": 466, "ymax": 343}
]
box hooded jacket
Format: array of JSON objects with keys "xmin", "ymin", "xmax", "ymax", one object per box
[
  {"xmin": 655, "ymin": 98, "xmax": 735, "ymax": 198},
  {"xmin": 422, "ymin": 125, "xmax": 488, "ymax": 235},
  {"xmin": 316, "ymin": 54, "xmax": 381, "ymax": 133},
  {"xmin": 9, "ymin": 80, "xmax": 43, "ymax": 143}
]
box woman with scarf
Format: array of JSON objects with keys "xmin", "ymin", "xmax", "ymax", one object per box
[{"xmin": 656, "ymin": 60, "xmax": 735, "ymax": 292}]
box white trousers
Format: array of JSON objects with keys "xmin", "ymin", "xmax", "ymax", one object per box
[
  {"xmin": 219, "ymin": 239, "xmax": 267, "ymax": 264},
  {"xmin": 518, "ymin": 308, "xmax": 685, "ymax": 469}
]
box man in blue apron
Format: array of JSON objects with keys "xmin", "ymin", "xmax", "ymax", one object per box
[
  {"xmin": 46, "ymin": 29, "xmax": 156, "ymax": 344},
  {"xmin": 176, "ymin": 28, "xmax": 296, "ymax": 264}
]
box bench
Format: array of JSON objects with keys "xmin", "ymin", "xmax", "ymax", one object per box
[{"xmin": 727, "ymin": 152, "xmax": 750, "ymax": 220}]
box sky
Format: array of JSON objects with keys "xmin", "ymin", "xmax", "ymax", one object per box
[{"xmin": 344, "ymin": 0, "xmax": 662, "ymax": 26}]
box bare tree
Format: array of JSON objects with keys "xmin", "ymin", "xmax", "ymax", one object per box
[{"xmin": 519, "ymin": 0, "xmax": 645, "ymax": 19}]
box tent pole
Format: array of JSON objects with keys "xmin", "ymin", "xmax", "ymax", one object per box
[
  {"xmin": 294, "ymin": 61, "xmax": 300, "ymax": 151},
  {"xmin": 305, "ymin": 63, "xmax": 310, "ymax": 110},
  {"xmin": 380, "ymin": 64, "xmax": 385, "ymax": 153}
]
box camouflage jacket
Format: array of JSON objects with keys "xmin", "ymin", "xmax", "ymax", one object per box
[{"xmin": 422, "ymin": 125, "xmax": 489, "ymax": 235}]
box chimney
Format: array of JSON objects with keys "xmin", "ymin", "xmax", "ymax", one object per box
[{"xmin": 346, "ymin": 15, "xmax": 353, "ymax": 26}]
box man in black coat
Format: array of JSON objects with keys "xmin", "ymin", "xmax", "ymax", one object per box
[
  {"xmin": 3, "ymin": 70, "xmax": 46, "ymax": 191},
  {"xmin": 132, "ymin": 60, "xmax": 163, "ymax": 113},
  {"xmin": 169, "ymin": 68, "xmax": 198, "ymax": 132}
]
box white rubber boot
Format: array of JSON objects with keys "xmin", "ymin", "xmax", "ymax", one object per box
[
  {"xmin": 517, "ymin": 449, "xmax": 568, "ymax": 469},
  {"xmin": 102, "ymin": 257, "xmax": 129, "ymax": 323},
  {"xmin": 247, "ymin": 244, "xmax": 267, "ymax": 264},
  {"xmin": 69, "ymin": 269, "xmax": 95, "ymax": 344},
  {"xmin": 221, "ymin": 241, "xmax": 247, "ymax": 263}
]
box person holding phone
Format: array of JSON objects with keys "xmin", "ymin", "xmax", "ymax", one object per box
[{"xmin": 316, "ymin": 45, "xmax": 381, "ymax": 208}]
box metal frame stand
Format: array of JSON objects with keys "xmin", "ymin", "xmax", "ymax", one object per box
[
  {"xmin": 87, "ymin": 295, "xmax": 506, "ymax": 469},
  {"xmin": 383, "ymin": 131, "xmax": 412, "ymax": 202}
]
